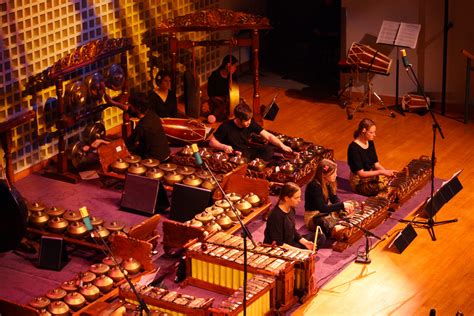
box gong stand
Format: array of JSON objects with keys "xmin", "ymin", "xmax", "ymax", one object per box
[
  {"xmin": 29, "ymin": 38, "xmax": 133, "ymax": 184},
  {"xmin": 0, "ymin": 110, "xmax": 36, "ymax": 183},
  {"xmin": 155, "ymin": 9, "xmax": 272, "ymax": 125}
]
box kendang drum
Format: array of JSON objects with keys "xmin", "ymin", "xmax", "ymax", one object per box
[
  {"xmin": 347, "ymin": 42, "xmax": 392, "ymax": 75},
  {"xmin": 161, "ymin": 118, "xmax": 209, "ymax": 145},
  {"xmin": 402, "ymin": 94, "xmax": 430, "ymax": 113}
]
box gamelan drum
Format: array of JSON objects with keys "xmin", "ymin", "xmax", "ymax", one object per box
[
  {"xmin": 347, "ymin": 42, "xmax": 392, "ymax": 75},
  {"xmin": 402, "ymin": 94, "xmax": 430, "ymax": 112}
]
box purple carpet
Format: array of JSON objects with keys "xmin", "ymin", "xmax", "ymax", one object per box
[{"xmin": 0, "ymin": 161, "xmax": 441, "ymax": 312}]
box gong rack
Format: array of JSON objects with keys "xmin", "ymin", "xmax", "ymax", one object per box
[
  {"xmin": 247, "ymin": 131, "xmax": 334, "ymax": 194},
  {"xmin": 154, "ymin": 8, "xmax": 272, "ymax": 125},
  {"xmin": 28, "ymin": 37, "xmax": 134, "ymax": 184},
  {"xmin": 162, "ymin": 174, "xmax": 272, "ymax": 254},
  {"xmin": 26, "ymin": 235, "xmax": 155, "ymax": 316},
  {"xmin": 26, "ymin": 200, "xmax": 160, "ymax": 252}
]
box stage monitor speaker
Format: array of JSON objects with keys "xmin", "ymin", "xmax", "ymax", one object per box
[
  {"xmin": 38, "ymin": 236, "xmax": 69, "ymax": 271},
  {"xmin": 263, "ymin": 95, "xmax": 279, "ymax": 121},
  {"xmin": 120, "ymin": 174, "xmax": 170, "ymax": 215},
  {"xmin": 170, "ymin": 183, "xmax": 212, "ymax": 222},
  {"xmin": 389, "ymin": 223, "xmax": 417, "ymax": 254}
]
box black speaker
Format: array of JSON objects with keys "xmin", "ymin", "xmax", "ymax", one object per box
[
  {"xmin": 263, "ymin": 95, "xmax": 279, "ymax": 121},
  {"xmin": 120, "ymin": 174, "xmax": 170, "ymax": 215},
  {"xmin": 169, "ymin": 183, "xmax": 212, "ymax": 222},
  {"xmin": 390, "ymin": 224, "xmax": 417, "ymax": 254},
  {"xmin": 38, "ymin": 236, "xmax": 69, "ymax": 271}
]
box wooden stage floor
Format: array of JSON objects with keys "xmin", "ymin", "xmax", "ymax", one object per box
[{"xmin": 238, "ymin": 82, "xmax": 474, "ymax": 316}]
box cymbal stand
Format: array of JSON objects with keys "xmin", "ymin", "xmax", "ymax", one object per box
[{"xmin": 347, "ymin": 72, "xmax": 396, "ymax": 119}]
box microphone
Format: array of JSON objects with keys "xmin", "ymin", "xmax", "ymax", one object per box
[
  {"xmin": 79, "ymin": 206, "xmax": 94, "ymax": 232},
  {"xmin": 191, "ymin": 143, "xmax": 203, "ymax": 166},
  {"xmin": 400, "ymin": 49, "xmax": 410, "ymax": 68}
]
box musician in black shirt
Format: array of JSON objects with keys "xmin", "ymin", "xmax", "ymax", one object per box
[
  {"xmin": 304, "ymin": 159, "xmax": 354, "ymax": 239},
  {"xmin": 347, "ymin": 118, "xmax": 395, "ymax": 196},
  {"xmin": 264, "ymin": 182, "xmax": 314, "ymax": 250},
  {"xmin": 149, "ymin": 70, "xmax": 179, "ymax": 118},
  {"xmin": 209, "ymin": 102, "xmax": 292, "ymax": 161},
  {"xmin": 125, "ymin": 93, "xmax": 171, "ymax": 161},
  {"xmin": 207, "ymin": 55, "xmax": 238, "ymax": 121}
]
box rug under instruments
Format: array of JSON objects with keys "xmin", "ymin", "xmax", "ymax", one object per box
[{"xmin": 0, "ymin": 161, "xmax": 442, "ymax": 312}]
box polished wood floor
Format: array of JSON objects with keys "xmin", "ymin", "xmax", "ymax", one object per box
[{"xmin": 239, "ymin": 82, "xmax": 474, "ymax": 316}]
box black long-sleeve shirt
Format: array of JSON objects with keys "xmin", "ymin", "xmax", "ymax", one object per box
[
  {"xmin": 148, "ymin": 90, "xmax": 178, "ymax": 118},
  {"xmin": 304, "ymin": 180, "xmax": 344, "ymax": 214},
  {"xmin": 126, "ymin": 111, "xmax": 170, "ymax": 161},
  {"xmin": 263, "ymin": 205, "xmax": 302, "ymax": 248},
  {"xmin": 347, "ymin": 140, "xmax": 379, "ymax": 174}
]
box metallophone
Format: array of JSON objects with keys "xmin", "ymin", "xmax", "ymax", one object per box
[
  {"xmin": 119, "ymin": 274, "xmax": 276, "ymax": 316},
  {"xmin": 184, "ymin": 231, "xmax": 316, "ymax": 311},
  {"xmin": 331, "ymin": 156, "xmax": 432, "ymax": 251}
]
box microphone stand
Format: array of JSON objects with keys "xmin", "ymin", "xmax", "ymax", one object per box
[
  {"xmin": 402, "ymin": 63, "xmax": 457, "ymax": 241},
  {"xmin": 338, "ymin": 217, "xmax": 384, "ymax": 264},
  {"xmin": 88, "ymin": 228, "xmax": 150, "ymax": 315},
  {"xmin": 200, "ymin": 159, "xmax": 257, "ymax": 316}
]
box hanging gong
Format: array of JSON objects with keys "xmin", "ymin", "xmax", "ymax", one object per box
[
  {"xmin": 65, "ymin": 80, "xmax": 88, "ymax": 114},
  {"xmin": 106, "ymin": 64, "xmax": 125, "ymax": 91},
  {"xmin": 82, "ymin": 121, "xmax": 106, "ymax": 145},
  {"xmin": 86, "ymin": 72, "xmax": 105, "ymax": 101}
]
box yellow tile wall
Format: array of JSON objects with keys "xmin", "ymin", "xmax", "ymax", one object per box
[{"xmin": 0, "ymin": 0, "xmax": 221, "ymax": 174}]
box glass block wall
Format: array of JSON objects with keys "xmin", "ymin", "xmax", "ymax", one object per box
[{"xmin": 0, "ymin": 0, "xmax": 221, "ymax": 175}]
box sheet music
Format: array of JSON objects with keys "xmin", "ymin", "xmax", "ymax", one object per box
[
  {"xmin": 395, "ymin": 23, "xmax": 421, "ymax": 48},
  {"xmin": 376, "ymin": 20, "xmax": 421, "ymax": 49},
  {"xmin": 377, "ymin": 20, "xmax": 401, "ymax": 46}
]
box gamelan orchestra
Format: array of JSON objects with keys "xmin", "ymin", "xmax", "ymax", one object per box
[{"xmin": 0, "ymin": 7, "xmax": 462, "ymax": 316}]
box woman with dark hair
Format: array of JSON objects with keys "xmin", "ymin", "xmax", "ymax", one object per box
[
  {"xmin": 264, "ymin": 182, "xmax": 314, "ymax": 250},
  {"xmin": 347, "ymin": 118, "xmax": 395, "ymax": 196},
  {"xmin": 149, "ymin": 70, "xmax": 178, "ymax": 118},
  {"xmin": 206, "ymin": 55, "xmax": 238, "ymax": 121},
  {"xmin": 304, "ymin": 159, "xmax": 354, "ymax": 239}
]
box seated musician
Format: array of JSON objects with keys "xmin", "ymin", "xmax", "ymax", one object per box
[
  {"xmin": 209, "ymin": 102, "xmax": 292, "ymax": 161},
  {"xmin": 264, "ymin": 182, "xmax": 315, "ymax": 250},
  {"xmin": 304, "ymin": 159, "xmax": 354, "ymax": 240},
  {"xmin": 347, "ymin": 118, "xmax": 396, "ymax": 196},
  {"xmin": 149, "ymin": 70, "xmax": 181, "ymax": 118},
  {"xmin": 111, "ymin": 92, "xmax": 171, "ymax": 161},
  {"xmin": 207, "ymin": 55, "xmax": 238, "ymax": 121}
]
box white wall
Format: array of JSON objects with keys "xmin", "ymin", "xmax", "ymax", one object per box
[{"xmin": 342, "ymin": 0, "xmax": 474, "ymax": 105}]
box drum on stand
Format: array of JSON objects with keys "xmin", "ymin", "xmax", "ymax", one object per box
[{"xmin": 347, "ymin": 42, "xmax": 392, "ymax": 75}]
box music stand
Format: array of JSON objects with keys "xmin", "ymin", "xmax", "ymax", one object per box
[
  {"xmin": 263, "ymin": 94, "xmax": 279, "ymax": 121},
  {"xmin": 402, "ymin": 170, "xmax": 462, "ymax": 241},
  {"xmin": 376, "ymin": 20, "xmax": 421, "ymax": 115}
]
